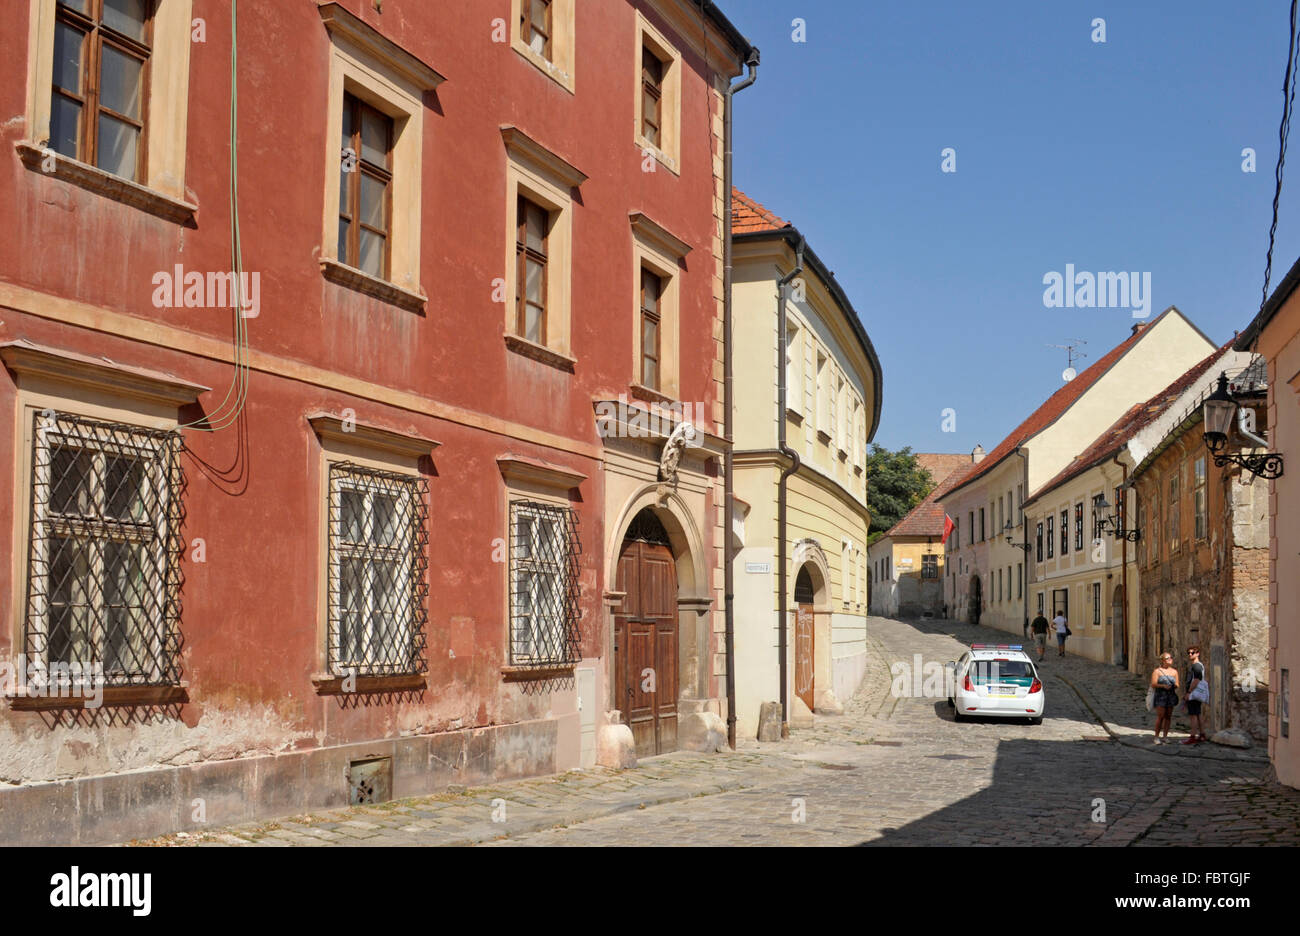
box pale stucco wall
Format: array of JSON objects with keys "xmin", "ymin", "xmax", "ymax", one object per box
[{"xmin": 1249, "ymin": 294, "xmax": 1300, "ymax": 787}]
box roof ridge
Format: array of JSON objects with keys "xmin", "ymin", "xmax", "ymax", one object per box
[{"xmin": 938, "ymin": 308, "xmax": 1185, "ymax": 499}]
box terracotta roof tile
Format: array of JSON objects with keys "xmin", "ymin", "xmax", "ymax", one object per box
[
  {"xmin": 732, "ymin": 187, "xmax": 790, "ymax": 234},
  {"xmin": 941, "ymin": 311, "xmax": 1179, "ymax": 499},
  {"xmin": 1026, "ymin": 342, "xmax": 1227, "ymax": 503}
]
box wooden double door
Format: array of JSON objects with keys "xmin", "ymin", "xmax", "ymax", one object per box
[{"xmin": 614, "ymin": 537, "xmax": 678, "ymax": 758}]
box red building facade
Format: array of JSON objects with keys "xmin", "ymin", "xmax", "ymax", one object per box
[{"xmin": 0, "ymin": 0, "xmax": 751, "ymax": 843}]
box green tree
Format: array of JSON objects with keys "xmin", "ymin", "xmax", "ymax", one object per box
[{"xmin": 866, "ymin": 445, "xmax": 933, "ymax": 542}]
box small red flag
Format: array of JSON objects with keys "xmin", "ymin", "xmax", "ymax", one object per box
[{"xmin": 941, "ymin": 514, "xmax": 955, "ymax": 544}]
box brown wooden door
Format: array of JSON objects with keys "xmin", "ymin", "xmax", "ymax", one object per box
[
  {"xmin": 795, "ymin": 604, "xmax": 815, "ymax": 712},
  {"xmin": 614, "ymin": 539, "xmax": 678, "ymax": 757}
]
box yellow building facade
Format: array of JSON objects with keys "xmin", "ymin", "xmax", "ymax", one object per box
[{"xmin": 729, "ymin": 190, "xmax": 881, "ymax": 737}]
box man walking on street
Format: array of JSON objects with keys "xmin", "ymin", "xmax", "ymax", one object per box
[
  {"xmin": 1031, "ymin": 610, "xmax": 1050, "ymax": 661},
  {"xmin": 1053, "ymin": 610, "xmax": 1069, "ymax": 657}
]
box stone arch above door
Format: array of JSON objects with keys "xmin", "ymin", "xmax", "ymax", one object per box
[
  {"xmin": 606, "ymin": 485, "xmax": 707, "ymax": 602},
  {"xmin": 790, "ymin": 538, "xmax": 831, "ymax": 610}
]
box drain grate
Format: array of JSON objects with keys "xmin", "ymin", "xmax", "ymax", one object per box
[
  {"xmin": 872, "ymin": 741, "xmax": 904, "ymax": 747},
  {"xmin": 926, "ymin": 754, "xmax": 976, "ymax": 760},
  {"xmin": 814, "ymin": 762, "xmax": 857, "ymax": 770}
]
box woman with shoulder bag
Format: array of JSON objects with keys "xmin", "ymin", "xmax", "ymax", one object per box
[
  {"xmin": 1150, "ymin": 652, "xmax": 1179, "ymax": 744},
  {"xmin": 1183, "ymin": 646, "xmax": 1209, "ymax": 744}
]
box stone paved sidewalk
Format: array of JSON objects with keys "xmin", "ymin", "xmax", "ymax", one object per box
[{"xmin": 912, "ymin": 616, "xmax": 1268, "ymax": 762}]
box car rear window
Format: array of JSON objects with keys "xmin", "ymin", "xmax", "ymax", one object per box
[{"xmin": 969, "ymin": 660, "xmax": 1035, "ymax": 683}]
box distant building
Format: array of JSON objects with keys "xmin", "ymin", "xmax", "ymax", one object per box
[
  {"xmin": 942, "ymin": 309, "xmax": 1217, "ymax": 635},
  {"xmin": 868, "ymin": 457, "xmax": 974, "ymax": 619},
  {"xmin": 1023, "ymin": 346, "xmax": 1223, "ymax": 665}
]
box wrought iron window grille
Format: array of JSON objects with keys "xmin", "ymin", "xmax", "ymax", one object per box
[
  {"xmin": 509, "ymin": 500, "xmax": 581, "ymax": 666},
  {"xmin": 327, "ymin": 463, "xmax": 429, "ymax": 677},
  {"xmin": 23, "ymin": 412, "xmax": 184, "ymax": 689}
]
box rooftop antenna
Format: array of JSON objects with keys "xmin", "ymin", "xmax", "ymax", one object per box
[{"xmin": 1046, "ymin": 339, "xmax": 1088, "ymax": 382}]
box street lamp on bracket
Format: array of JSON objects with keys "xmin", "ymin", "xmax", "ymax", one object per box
[
  {"xmin": 1202, "ymin": 372, "xmax": 1284, "ymax": 481},
  {"xmin": 1092, "ymin": 494, "xmax": 1140, "ymax": 543},
  {"xmin": 1002, "ymin": 521, "xmax": 1032, "ymax": 551}
]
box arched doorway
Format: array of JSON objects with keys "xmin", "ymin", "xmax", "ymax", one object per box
[
  {"xmin": 969, "ymin": 574, "xmax": 982, "ymax": 625},
  {"xmin": 614, "ymin": 509, "xmax": 679, "ymax": 757},
  {"xmin": 794, "ymin": 566, "xmax": 816, "ymax": 712}
]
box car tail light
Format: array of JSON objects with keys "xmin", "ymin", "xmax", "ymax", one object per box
[
  {"xmin": 1029, "ymin": 678, "xmax": 1042, "ymax": 694},
  {"xmin": 963, "ymin": 673, "xmax": 974, "ymax": 692}
]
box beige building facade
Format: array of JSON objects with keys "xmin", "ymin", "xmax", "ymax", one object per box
[
  {"xmin": 729, "ymin": 190, "xmax": 882, "ymax": 738},
  {"xmin": 943, "ymin": 309, "xmax": 1216, "ymax": 640}
]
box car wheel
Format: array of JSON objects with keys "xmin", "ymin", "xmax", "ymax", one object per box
[
  {"xmin": 946, "ymin": 696, "xmax": 954, "ymax": 709},
  {"xmin": 1029, "ymin": 716, "xmax": 1042, "ymax": 725},
  {"xmin": 952, "ymin": 706, "xmax": 964, "ymax": 722}
]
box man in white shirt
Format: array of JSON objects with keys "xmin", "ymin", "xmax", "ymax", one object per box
[{"xmin": 1052, "ymin": 612, "xmax": 1069, "ymax": 657}]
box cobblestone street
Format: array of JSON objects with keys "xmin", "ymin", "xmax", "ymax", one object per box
[{"xmin": 136, "ymin": 616, "xmax": 1300, "ymax": 847}]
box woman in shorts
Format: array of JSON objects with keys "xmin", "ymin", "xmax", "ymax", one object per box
[{"xmin": 1150, "ymin": 652, "xmax": 1179, "ymax": 744}]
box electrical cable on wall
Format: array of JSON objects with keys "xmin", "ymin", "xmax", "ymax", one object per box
[{"xmin": 182, "ymin": 0, "xmax": 249, "ymax": 432}]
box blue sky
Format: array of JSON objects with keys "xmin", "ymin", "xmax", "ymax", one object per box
[{"xmin": 728, "ymin": 0, "xmax": 1300, "ymax": 454}]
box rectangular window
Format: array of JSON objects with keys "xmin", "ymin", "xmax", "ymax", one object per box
[
  {"xmin": 1046, "ymin": 515, "xmax": 1055, "ymax": 559},
  {"xmin": 509, "ymin": 501, "xmax": 580, "ymax": 665},
  {"xmin": 1017, "ymin": 562, "xmax": 1022, "ymax": 599},
  {"xmin": 640, "ymin": 267, "xmax": 662, "ymax": 390},
  {"xmin": 816, "ymin": 352, "xmax": 828, "ymax": 435},
  {"xmin": 1017, "ymin": 484, "xmax": 1024, "ymax": 524},
  {"xmin": 784, "ymin": 322, "xmax": 800, "ymax": 413},
  {"xmin": 51, "ymin": 0, "xmax": 153, "ymax": 182},
  {"xmin": 520, "ymin": 0, "xmax": 552, "ymax": 58},
  {"xmin": 1074, "ymin": 502, "xmax": 1084, "ymax": 551},
  {"xmin": 640, "ymin": 46, "xmax": 663, "ymax": 147},
  {"xmin": 24, "ymin": 411, "xmax": 181, "ymax": 686},
  {"xmin": 515, "ymin": 195, "xmax": 550, "ymax": 345},
  {"xmin": 997, "ymin": 568, "xmax": 1002, "ymax": 602},
  {"xmin": 1036, "ymin": 521, "xmax": 1043, "ymax": 562},
  {"xmin": 979, "ymin": 508, "xmax": 985, "ymax": 542},
  {"xmin": 634, "ymin": 13, "xmax": 681, "ymax": 171},
  {"xmin": 328, "ymin": 464, "xmax": 428, "ymax": 676},
  {"xmin": 338, "ymin": 93, "xmax": 393, "ymax": 280},
  {"xmin": 954, "ymin": 517, "xmax": 960, "ymax": 549},
  {"xmin": 968, "ymin": 512, "xmax": 974, "ymax": 546},
  {"xmin": 1093, "ymin": 582, "xmax": 1101, "ymax": 625},
  {"xmin": 1037, "ymin": 591, "xmax": 1044, "ymax": 614},
  {"xmin": 922, "ymin": 554, "xmax": 937, "ymax": 579},
  {"xmin": 1194, "ymin": 457, "xmax": 1207, "ymax": 540},
  {"xmin": 1137, "ymin": 499, "xmax": 1146, "ymax": 565},
  {"xmin": 1060, "ymin": 509, "xmax": 1069, "ymax": 555},
  {"xmin": 1169, "ymin": 473, "xmax": 1180, "ymax": 550}
]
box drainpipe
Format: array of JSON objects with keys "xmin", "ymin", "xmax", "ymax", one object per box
[
  {"xmin": 1111, "ymin": 453, "xmax": 1130, "ymax": 669},
  {"xmin": 1014, "ymin": 445, "xmax": 1029, "ymax": 636},
  {"xmin": 776, "ymin": 235, "xmax": 806, "ymax": 737},
  {"xmin": 723, "ymin": 48, "xmax": 758, "ymax": 750}
]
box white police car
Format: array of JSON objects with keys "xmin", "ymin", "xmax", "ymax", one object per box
[{"xmin": 945, "ymin": 644, "xmax": 1044, "ymax": 724}]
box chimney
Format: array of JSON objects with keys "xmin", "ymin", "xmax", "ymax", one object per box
[
  {"xmin": 971, "ymin": 444, "xmax": 985, "ymax": 464},
  {"xmin": 1130, "ymin": 322, "xmax": 1149, "ymax": 336}
]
